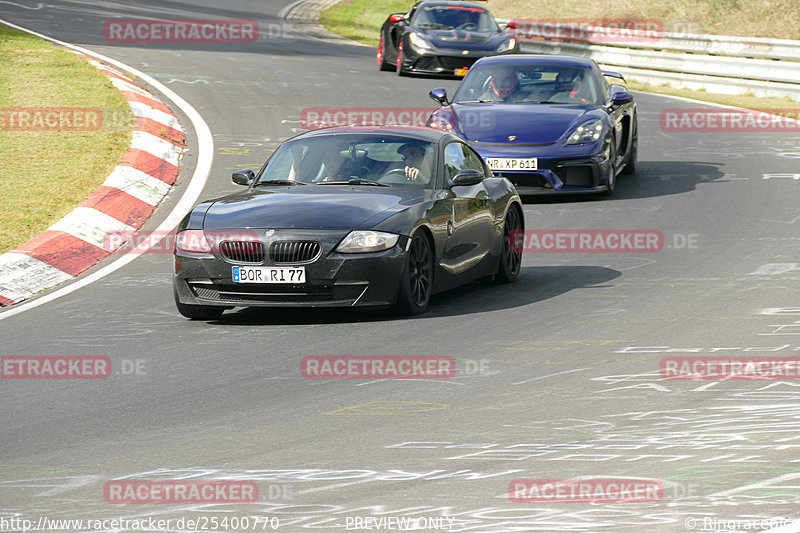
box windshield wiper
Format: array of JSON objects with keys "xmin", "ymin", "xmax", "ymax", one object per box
[
  {"xmin": 317, "ymin": 178, "xmax": 390, "ymax": 187},
  {"xmin": 254, "ymin": 180, "xmax": 307, "ymax": 186}
]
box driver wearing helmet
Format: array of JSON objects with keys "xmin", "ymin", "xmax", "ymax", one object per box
[
  {"xmin": 481, "ymin": 69, "xmax": 529, "ymax": 103},
  {"xmin": 551, "ymin": 70, "xmax": 590, "ymax": 103}
]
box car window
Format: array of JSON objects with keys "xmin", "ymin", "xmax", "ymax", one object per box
[
  {"xmin": 453, "ymin": 64, "xmax": 600, "ymax": 105},
  {"xmin": 257, "ymin": 135, "xmax": 437, "ymax": 188},
  {"xmin": 414, "ymin": 6, "xmax": 498, "ymax": 32},
  {"xmin": 444, "ymin": 142, "xmax": 486, "ymax": 182}
]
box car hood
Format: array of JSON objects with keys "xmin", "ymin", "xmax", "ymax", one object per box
[
  {"xmin": 202, "ymin": 186, "xmax": 426, "ymax": 230},
  {"xmin": 424, "ymin": 29, "xmax": 497, "ymax": 46},
  {"xmin": 452, "ymin": 102, "xmax": 594, "ymax": 144}
]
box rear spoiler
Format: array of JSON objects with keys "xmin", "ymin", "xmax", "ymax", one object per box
[{"xmin": 602, "ymin": 71, "xmax": 626, "ymax": 83}]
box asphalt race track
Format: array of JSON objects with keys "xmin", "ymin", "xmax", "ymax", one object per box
[{"xmin": 1, "ymin": 1, "xmax": 800, "ymax": 531}]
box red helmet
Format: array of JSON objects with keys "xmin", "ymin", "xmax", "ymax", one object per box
[{"xmin": 490, "ymin": 71, "xmax": 518, "ymax": 98}]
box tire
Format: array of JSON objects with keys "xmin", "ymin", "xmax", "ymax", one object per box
[
  {"xmin": 603, "ymin": 143, "xmax": 617, "ymax": 196},
  {"xmin": 495, "ymin": 205, "xmax": 523, "ymax": 283},
  {"xmin": 174, "ymin": 288, "xmax": 224, "ymax": 320},
  {"xmin": 377, "ymin": 34, "xmax": 393, "ymax": 71},
  {"xmin": 396, "ymin": 232, "xmax": 433, "ymax": 315},
  {"xmin": 622, "ymin": 115, "xmax": 637, "ymax": 175},
  {"xmin": 396, "ymin": 41, "xmax": 407, "ymax": 76}
]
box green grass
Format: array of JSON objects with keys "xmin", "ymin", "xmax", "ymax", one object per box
[
  {"xmin": 0, "ymin": 25, "xmax": 133, "ymax": 254},
  {"xmin": 319, "ymin": 0, "xmax": 411, "ymax": 46}
]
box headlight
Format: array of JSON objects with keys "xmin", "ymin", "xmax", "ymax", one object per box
[
  {"xmin": 566, "ymin": 119, "xmax": 604, "ymax": 145},
  {"xmin": 427, "ymin": 108, "xmax": 455, "ymax": 131},
  {"xmin": 175, "ymin": 230, "xmax": 212, "ymax": 255},
  {"xmin": 335, "ymin": 231, "xmax": 399, "ymax": 253},
  {"xmin": 409, "ymin": 33, "xmax": 432, "ymax": 50},
  {"xmin": 496, "ymin": 37, "xmax": 516, "ymax": 52}
]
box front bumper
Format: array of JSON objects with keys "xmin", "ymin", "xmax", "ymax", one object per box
[
  {"xmin": 173, "ymin": 230, "xmax": 409, "ymax": 308},
  {"xmin": 403, "ymin": 47, "xmax": 514, "ymax": 76},
  {"xmin": 477, "ymin": 143, "xmax": 612, "ymax": 195}
]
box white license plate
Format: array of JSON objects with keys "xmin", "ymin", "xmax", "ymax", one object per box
[
  {"xmin": 232, "ymin": 266, "xmax": 305, "ymax": 284},
  {"xmin": 485, "ymin": 158, "xmax": 538, "ymax": 171}
]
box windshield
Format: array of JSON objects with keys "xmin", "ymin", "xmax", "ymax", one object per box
[
  {"xmin": 413, "ymin": 5, "xmax": 498, "ymax": 32},
  {"xmin": 452, "ymin": 64, "xmax": 601, "ymax": 105},
  {"xmin": 257, "ymin": 134, "xmax": 437, "ymax": 188}
]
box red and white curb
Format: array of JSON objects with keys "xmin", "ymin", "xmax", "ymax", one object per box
[{"xmin": 0, "ymin": 56, "xmax": 184, "ymax": 307}]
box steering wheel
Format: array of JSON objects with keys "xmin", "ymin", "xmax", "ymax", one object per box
[
  {"xmin": 456, "ymin": 22, "xmax": 478, "ymax": 30},
  {"xmin": 379, "ymin": 167, "xmax": 424, "ymax": 184}
]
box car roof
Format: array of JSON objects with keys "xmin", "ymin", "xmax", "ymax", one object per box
[
  {"xmin": 294, "ymin": 125, "xmax": 457, "ymax": 143},
  {"xmin": 471, "ymin": 54, "xmax": 598, "ymax": 69}
]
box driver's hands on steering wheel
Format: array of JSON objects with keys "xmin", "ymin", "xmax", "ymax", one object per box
[{"xmin": 405, "ymin": 165, "xmax": 420, "ymax": 180}]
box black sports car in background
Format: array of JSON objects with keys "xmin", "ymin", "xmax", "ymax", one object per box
[
  {"xmin": 173, "ymin": 126, "xmax": 523, "ymax": 320},
  {"xmin": 378, "ymin": 0, "xmax": 517, "ymax": 77}
]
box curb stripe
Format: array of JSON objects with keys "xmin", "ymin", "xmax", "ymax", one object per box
[
  {"xmin": 120, "ymin": 149, "xmax": 180, "ymax": 184},
  {"xmin": 11, "ymin": 232, "xmax": 111, "ymax": 277},
  {"xmin": 0, "ymin": 252, "xmax": 74, "ymax": 301},
  {"xmin": 0, "ymin": 52, "xmax": 186, "ymax": 307},
  {"xmin": 129, "ymin": 101, "xmax": 183, "ymax": 133},
  {"xmin": 0, "ymin": 17, "xmax": 212, "ymax": 319},
  {"xmin": 79, "ymin": 186, "xmax": 155, "ymax": 228},
  {"xmin": 121, "ymin": 91, "xmax": 173, "ymax": 115},
  {"xmin": 134, "ymin": 116, "xmax": 185, "ymax": 146},
  {"xmin": 102, "ymin": 166, "xmax": 172, "ymax": 206},
  {"xmin": 47, "ymin": 207, "xmax": 135, "ymax": 249},
  {"xmin": 131, "ymin": 131, "xmax": 182, "ymax": 166}
]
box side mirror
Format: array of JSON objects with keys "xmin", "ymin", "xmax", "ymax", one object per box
[
  {"xmin": 389, "ymin": 14, "xmax": 405, "ymax": 23},
  {"xmin": 506, "ymin": 21, "xmax": 518, "ymax": 30},
  {"xmin": 610, "ymin": 86, "xmax": 633, "ymax": 105},
  {"xmin": 429, "ymin": 87, "xmax": 449, "ymax": 106},
  {"xmin": 232, "ymin": 169, "xmax": 256, "ymax": 186},
  {"xmin": 451, "ymin": 169, "xmax": 485, "ymax": 187}
]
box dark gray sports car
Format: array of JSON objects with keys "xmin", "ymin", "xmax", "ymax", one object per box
[
  {"xmin": 173, "ymin": 126, "xmax": 523, "ymax": 320},
  {"xmin": 378, "ymin": 0, "xmax": 517, "ymax": 77}
]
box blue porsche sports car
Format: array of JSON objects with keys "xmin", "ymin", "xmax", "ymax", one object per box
[{"xmin": 426, "ymin": 54, "xmax": 637, "ymax": 195}]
